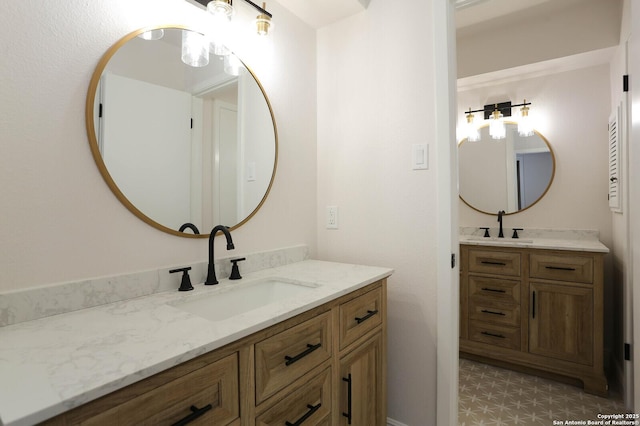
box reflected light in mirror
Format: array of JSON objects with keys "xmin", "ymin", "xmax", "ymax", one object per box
[
  {"xmin": 181, "ymin": 30, "xmax": 210, "ymax": 67},
  {"xmin": 465, "ymin": 110, "xmax": 480, "ymax": 142},
  {"xmin": 224, "ymin": 54, "xmax": 244, "ymax": 76},
  {"xmin": 518, "ymin": 102, "xmax": 534, "ymax": 137},
  {"xmin": 139, "ymin": 29, "xmax": 164, "ymax": 41}
]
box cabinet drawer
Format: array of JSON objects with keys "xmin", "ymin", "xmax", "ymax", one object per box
[
  {"xmin": 61, "ymin": 353, "xmax": 240, "ymax": 426},
  {"xmin": 468, "ymin": 276, "xmax": 520, "ymax": 304},
  {"xmin": 530, "ymin": 253, "xmax": 594, "ymax": 283},
  {"xmin": 468, "ymin": 249, "xmax": 521, "ymax": 277},
  {"xmin": 255, "ymin": 312, "xmax": 332, "ymax": 404},
  {"xmin": 468, "ymin": 322, "xmax": 521, "ymax": 350},
  {"xmin": 339, "ymin": 287, "xmax": 383, "ymax": 350},
  {"xmin": 469, "ymin": 299, "xmax": 520, "ymax": 326},
  {"xmin": 256, "ymin": 368, "xmax": 331, "ymax": 426}
]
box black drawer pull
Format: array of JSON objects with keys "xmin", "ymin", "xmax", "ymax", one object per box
[
  {"xmin": 545, "ymin": 265, "xmax": 577, "ymax": 271},
  {"xmin": 342, "ymin": 374, "xmax": 352, "ymax": 424},
  {"xmin": 171, "ymin": 404, "xmax": 212, "ymax": 426},
  {"xmin": 481, "ymin": 261, "xmax": 507, "ymax": 266},
  {"xmin": 285, "ymin": 403, "xmax": 322, "ymax": 426},
  {"xmin": 481, "ymin": 287, "xmax": 506, "ymax": 294},
  {"xmin": 285, "ymin": 343, "xmax": 321, "ymax": 366},
  {"xmin": 481, "ymin": 309, "xmax": 505, "ymax": 316},
  {"xmin": 355, "ymin": 309, "xmax": 378, "ymax": 324},
  {"xmin": 481, "ymin": 331, "xmax": 505, "ymax": 339}
]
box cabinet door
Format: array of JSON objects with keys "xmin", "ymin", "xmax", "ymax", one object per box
[
  {"xmin": 529, "ymin": 282, "xmax": 593, "ymax": 365},
  {"xmin": 339, "ymin": 333, "xmax": 384, "ymax": 426}
]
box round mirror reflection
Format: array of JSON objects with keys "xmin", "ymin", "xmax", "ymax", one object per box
[
  {"xmin": 86, "ymin": 26, "xmax": 277, "ymax": 238},
  {"xmin": 458, "ymin": 122, "xmax": 555, "ymax": 215}
]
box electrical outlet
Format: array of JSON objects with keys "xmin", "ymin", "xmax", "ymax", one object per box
[{"xmin": 326, "ymin": 206, "xmax": 338, "ymax": 229}]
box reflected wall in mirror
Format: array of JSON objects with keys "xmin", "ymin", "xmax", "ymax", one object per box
[
  {"xmin": 86, "ymin": 26, "xmax": 277, "ymax": 238},
  {"xmin": 458, "ymin": 122, "xmax": 555, "ymax": 215}
]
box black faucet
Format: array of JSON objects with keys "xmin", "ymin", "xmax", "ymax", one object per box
[
  {"xmin": 205, "ymin": 225, "xmax": 235, "ymax": 285},
  {"xmin": 178, "ymin": 222, "xmax": 200, "ymax": 234},
  {"xmin": 497, "ymin": 210, "xmax": 506, "ymax": 238}
]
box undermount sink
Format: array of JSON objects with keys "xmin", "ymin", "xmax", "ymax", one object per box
[{"xmin": 171, "ymin": 277, "xmax": 318, "ymax": 322}]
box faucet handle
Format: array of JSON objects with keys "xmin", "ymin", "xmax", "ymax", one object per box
[
  {"xmin": 169, "ymin": 267, "xmax": 194, "ymax": 292},
  {"xmin": 229, "ymin": 258, "xmax": 246, "ymax": 280},
  {"xmin": 479, "ymin": 227, "xmax": 490, "ymax": 238},
  {"xmin": 512, "ymin": 228, "xmax": 523, "ymax": 239}
]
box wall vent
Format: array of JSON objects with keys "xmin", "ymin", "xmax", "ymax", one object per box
[{"xmin": 608, "ymin": 104, "xmax": 622, "ymax": 212}]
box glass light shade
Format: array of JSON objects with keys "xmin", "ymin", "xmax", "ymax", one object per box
[
  {"xmin": 489, "ymin": 110, "xmax": 506, "ymax": 139},
  {"xmin": 138, "ymin": 29, "xmax": 164, "ymax": 41},
  {"xmin": 181, "ymin": 31, "xmax": 210, "ymax": 67},
  {"xmin": 207, "ymin": 0, "xmax": 235, "ymax": 20},
  {"xmin": 224, "ymin": 54, "xmax": 245, "ymax": 76},
  {"xmin": 518, "ymin": 105, "xmax": 534, "ymax": 137},
  {"xmin": 465, "ymin": 113, "xmax": 480, "ymax": 142}
]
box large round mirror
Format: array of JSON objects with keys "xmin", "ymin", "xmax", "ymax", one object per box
[
  {"xmin": 86, "ymin": 26, "xmax": 277, "ymax": 238},
  {"xmin": 458, "ymin": 122, "xmax": 555, "ymax": 215}
]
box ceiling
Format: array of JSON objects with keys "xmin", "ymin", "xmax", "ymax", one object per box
[
  {"xmin": 275, "ymin": 0, "xmax": 369, "ymax": 28},
  {"xmin": 456, "ymin": 0, "xmax": 605, "ymax": 34}
]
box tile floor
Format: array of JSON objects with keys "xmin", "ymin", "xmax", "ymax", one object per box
[{"xmin": 459, "ymin": 358, "xmax": 626, "ymax": 425}]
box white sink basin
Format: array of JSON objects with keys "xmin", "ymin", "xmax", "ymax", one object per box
[{"xmin": 171, "ymin": 277, "xmax": 317, "ymax": 322}]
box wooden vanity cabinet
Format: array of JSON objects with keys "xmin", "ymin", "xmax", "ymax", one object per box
[
  {"xmin": 41, "ymin": 346, "xmax": 242, "ymax": 426},
  {"xmin": 336, "ymin": 285, "xmax": 386, "ymax": 426},
  {"xmin": 459, "ymin": 245, "xmax": 607, "ymax": 396},
  {"xmin": 41, "ymin": 279, "xmax": 387, "ymax": 426}
]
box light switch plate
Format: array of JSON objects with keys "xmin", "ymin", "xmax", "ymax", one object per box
[{"xmin": 412, "ymin": 144, "xmax": 429, "ymax": 170}]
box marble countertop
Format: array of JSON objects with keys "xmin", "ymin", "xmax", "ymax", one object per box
[
  {"xmin": 458, "ymin": 228, "xmax": 609, "ymax": 253},
  {"xmin": 0, "ymin": 260, "xmax": 393, "ymax": 426}
]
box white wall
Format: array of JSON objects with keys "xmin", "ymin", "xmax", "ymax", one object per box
[
  {"xmin": 317, "ymin": 0, "xmax": 442, "ymax": 423},
  {"xmin": 0, "ymin": 0, "xmax": 317, "ymax": 292}
]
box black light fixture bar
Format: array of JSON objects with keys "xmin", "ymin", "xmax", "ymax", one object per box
[
  {"xmin": 465, "ymin": 101, "xmax": 531, "ymax": 120},
  {"xmin": 192, "ymin": 0, "xmax": 273, "ymax": 18}
]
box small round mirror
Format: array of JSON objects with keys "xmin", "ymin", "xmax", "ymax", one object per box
[
  {"xmin": 458, "ymin": 122, "xmax": 555, "ymax": 215},
  {"xmin": 86, "ymin": 26, "xmax": 277, "ymax": 237}
]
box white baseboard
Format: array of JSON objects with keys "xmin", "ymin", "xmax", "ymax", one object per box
[{"xmin": 387, "ymin": 418, "xmax": 409, "ymax": 426}]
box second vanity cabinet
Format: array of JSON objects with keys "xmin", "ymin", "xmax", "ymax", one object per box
[
  {"xmin": 460, "ymin": 244, "xmax": 607, "ymax": 395},
  {"xmin": 42, "ymin": 279, "xmax": 387, "ymax": 426}
]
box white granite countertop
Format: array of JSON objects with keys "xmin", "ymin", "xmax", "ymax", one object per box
[
  {"xmin": 458, "ymin": 227, "xmax": 609, "ymax": 253},
  {"xmin": 0, "ymin": 260, "xmax": 393, "ymax": 426}
]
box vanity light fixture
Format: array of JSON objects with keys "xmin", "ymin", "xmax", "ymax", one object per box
[
  {"xmin": 463, "ymin": 100, "xmax": 533, "ymax": 140},
  {"xmin": 518, "ymin": 100, "xmax": 534, "ymax": 137},
  {"xmin": 489, "ymin": 105, "xmax": 506, "ymax": 140},
  {"xmin": 207, "ymin": 0, "xmax": 235, "ymax": 20},
  {"xmin": 255, "ymin": 2, "xmax": 273, "ymax": 36},
  {"xmin": 465, "ymin": 108, "xmax": 480, "ymax": 142},
  {"xmin": 189, "ymin": 0, "xmax": 274, "ymax": 36}
]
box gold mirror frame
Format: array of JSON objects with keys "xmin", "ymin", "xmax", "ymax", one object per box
[
  {"xmin": 86, "ymin": 25, "xmax": 278, "ymax": 238},
  {"xmin": 458, "ymin": 122, "xmax": 556, "ymax": 216}
]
